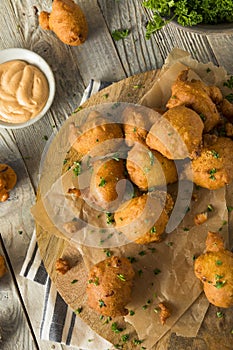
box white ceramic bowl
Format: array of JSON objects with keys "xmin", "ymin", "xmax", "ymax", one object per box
[{"xmin": 0, "ymin": 48, "xmax": 55, "ymax": 129}]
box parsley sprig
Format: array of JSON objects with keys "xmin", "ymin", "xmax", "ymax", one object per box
[{"xmin": 142, "ymin": 0, "xmax": 233, "ymax": 38}]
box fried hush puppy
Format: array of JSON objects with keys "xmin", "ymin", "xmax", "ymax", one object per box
[
  {"xmin": 114, "ymin": 191, "xmax": 173, "ymax": 244},
  {"xmin": 126, "ymin": 143, "xmax": 178, "ymax": 191},
  {"xmin": 89, "ymin": 158, "xmax": 126, "ymax": 210},
  {"xmin": 146, "ymin": 105, "xmax": 204, "ymax": 160},
  {"xmin": 0, "ymin": 164, "xmax": 17, "ymax": 202},
  {"xmin": 87, "ymin": 256, "xmax": 135, "ymax": 317},
  {"xmin": 0, "ymin": 255, "xmax": 7, "ymax": 278},
  {"xmin": 122, "ymin": 105, "xmax": 161, "ymax": 147},
  {"xmin": 166, "ymin": 69, "xmax": 222, "ymax": 132},
  {"xmin": 39, "ymin": 0, "xmax": 88, "ymax": 46},
  {"xmin": 184, "ymin": 136, "xmax": 233, "ymax": 190},
  {"xmin": 194, "ymin": 231, "xmax": 233, "ymax": 308},
  {"xmin": 69, "ymin": 115, "xmax": 123, "ymax": 156}
]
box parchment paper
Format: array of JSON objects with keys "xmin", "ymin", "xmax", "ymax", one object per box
[{"xmin": 32, "ymin": 48, "xmax": 231, "ymax": 349}]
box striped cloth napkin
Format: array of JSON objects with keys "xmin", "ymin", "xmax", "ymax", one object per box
[{"xmin": 20, "ymin": 80, "xmax": 114, "ymax": 350}]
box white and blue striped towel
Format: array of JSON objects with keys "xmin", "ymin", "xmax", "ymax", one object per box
[{"xmin": 20, "ymin": 80, "xmax": 114, "ymax": 350}]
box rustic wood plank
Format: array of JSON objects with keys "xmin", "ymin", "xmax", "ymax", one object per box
[{"xmin": 0, "ymin": 252, "xmax": 36, "ymax": 350}]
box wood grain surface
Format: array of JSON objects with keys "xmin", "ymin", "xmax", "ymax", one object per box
[{"xmin": 1, "ymin": 0, "xmax": 233, "ymax": 349}]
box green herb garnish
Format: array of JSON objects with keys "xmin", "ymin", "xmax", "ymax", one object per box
[
  {"xmin": 153, "ymin": 268, "xmax": 161, "ymax": 275},
  {"xmin": 214, "ymin": 280, "xmax": 226, "ymax": 289},
  {"xmin": 121, "ymin": 334, "xmax": 130, "ymax": 342},
  {"xmin": 216, "ymin": 260, "xmax": 223, "ymax": 266},
  {"xmin": 75, "ymin": 307, "xmax": 83, "ymax": 314},
  {"xmin": 117, "ymin": 274, "xmax": 126, "ymax": 281},
  {"xmin": 225, "ymin": 93, "xmax": 233, "ymax": 103},
  {"xmin": 111, "ymin": 322, "xmax": 124, "ymax": 333},
  {"xmin": 99, "ymin": 177, "xmax": 106, "ymax": 187},
  {"xmin": 224, "ymin": 76, "xmax": 233, "ymax": 89},
  {"xmin": 142, "ymin": 0, "xmax": 233, "ymax": 38},
  {"xmin": 112, "ymin": 29, "xmax": 130, "ymax": 41},
  {"xmin": 99, "ymin": 299, "xmax": 106, "ymax": 308},
  {"xmin": 71, "ymin": 279, "xmax": 78, "ymax": 284},
  {"xmin": 209, "ymin": 168, "xmax": 217, "ymax": 180},
  {"xmin": 216, "ymin": 311, "xmax": 224, "ymax": 318}
]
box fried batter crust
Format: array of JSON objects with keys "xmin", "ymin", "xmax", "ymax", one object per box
[
  {"xmin": 114, "ymin": 191, "xmax": 173, "ymax": 244},
  {"xmin": 87, "ymin": 256, "xmax": 135, "ymax": 317},
  {"xmin": 90, "ymin": 158, "xmax": 126, "ymax": 208},
  {"xmin": 146, "ymin": 105, "xmax": 204, "ymax": 160},
  {"xmin": 166, "ymin": 69, "xmax": 222, "ymax": 132},
  {"xmin": 39, "ymin": 0, "xmax": 88, "ymax": 46},
  {"xmin": 126, "ymin": 144, "xmax": 177, "ymax": 190},
  {"xmin": 185, "ymin": 136, "xmax": 233, "ymax": 190},
  {"xmin": 194, "ymin": 231, "xmax": 233, "ymax": 308}
]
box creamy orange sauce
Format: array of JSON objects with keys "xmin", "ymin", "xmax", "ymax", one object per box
[{"xmin": 0, "ymin": 60, "xmax": 49, "ymax": 123}]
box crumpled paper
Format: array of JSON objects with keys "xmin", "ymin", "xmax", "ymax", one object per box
[{"xmin": 33, "ymin": 48, "xmax": 231, "ymax": 349}]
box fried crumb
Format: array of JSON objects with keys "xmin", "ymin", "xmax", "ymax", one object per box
[
  {"xmin": 158, "ymin": 302, "xmax": 171, "ymax": 325},
  {"xmin": 194, "ymin": 212, "xmax": 208, "ymax": 225},
  {"xmin": 67, "ymin": 188, "xmax": 81, "ymax": 197},
  {"xmin": 55, "ymin": 258, "xmax": 70, "ymax": 275},
  {"xmin": 0, "ymin": 255, "xmax": 7, "ymax": 278},
  {"xmin": 192, "ymin": 193, "xmax": 198, "ymax": 202}
]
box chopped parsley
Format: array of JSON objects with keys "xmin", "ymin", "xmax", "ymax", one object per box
[
  {"xmin": 127, "ymin": 256, "xmax": 137, "ymax": 263},
  {"xmin": 211, "ymin": 150, "xmax": 220, "ymax": 159},
  {"xmin": 150, "ymin": 226, "xmax": 157, "ymax": 234},
  {"xmin": 153, "ymin": 268, "xmax": 161, "ymax": 275},
  {"xmin": 117, "ymin": 274, "xmax": 126, "ymax": 281},
  {"xmin": 111, "ymin": 322, "xmax": 124, "ymax": 333},
  {"xmin": 209, "ymin": 168, "xmax": 217, "ymax": 180},
  {"xmin": 112, "ymin": 29, "xmax": 130, "ymax": 41},
  {"xmin": 99, "ymin": 177, "xmax": 106, "ymax": 187},
  {"xmin": 214, "ymin": 280, "xmax": 226, "ymax": 289},
  {"xmin": 104, "ymin": 249, "xmax": 112, "ymax": 257},
  {"xmin": 216, "ymin": 260, "xmax": 223, "ymax": 266},
  {"xmin": 139, "ymin": 250, "xmax": 146, "ymax": 256},
  {"xmin": 207, "ymin": 204, "xmax": 214, "ymax": 212},
  {"xmin": 121, "ymin": 334, "xmax": 130, "ymax": 342},
  {"xmin": 225, "ymin": 93, "xmax": 233, "ymax": 103},
  {"xmin": 224, "ymin": 76, "xmax": 233, "ymax": 89},
  {"xmin": 75, "ymin": 307, "xmax": 83, "ymax": 314},
  {"xmin": 227, "ymin": 206, "xmax": 233, "ymax": 212},
  {"xmin": 106, "ymin": 212, "xmax": 115, "ymax": 225},
  {"xmin": 73, "ymin": 161, "xmax": 82, "ymax": 176},
  {"xmin": 133, "ymin": 339, "xmax": 144, "ymax": 345},
  {"xmin": 129, "ymin": 310, "xmax": 135, "ymax": 316},
  {"xmin": 216, "ymin": 311, "xmax": 224, "ymax": 318},
  {"xmin": 71, "ymin": 279, "xmax": 78, "ymax": 284},
  {"xmin": 99, "ymin": 299, "xmax": 106, "ymax": 308}
]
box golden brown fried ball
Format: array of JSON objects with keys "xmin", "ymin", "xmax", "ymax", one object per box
[
  {"xmin": 184, "ymin": 136, "xmax": 233, "ymax": 190},
  {"xmin": 166, "ymin": 69, "xmax": 222, "ymax": 132},
  {"xmin": 122, "ymin": 105, "xmax": 161, "ymax": 147},
  {"xmin": 126, "ymin": 143, "xmax": 178, "ymax": 190},
  {"xmin": 87, "ymin": 256, "xmax": 135, "ymax": 317},
  {"xmin": 69, "ymin": 115, "xmax": 123, "ymax": 157},
  {"xmin": 221, "ymin": 98, "xmax": 233, "ymax": 122},
  {"xmin": 146, "ymin": 105, "xmax": 204, "ymax": 160},
  {"xmin": 114, "ymin": 191, "xmax": 173, "ymax": 244},
  {"xmin": 0, "ymin": 164, "xmax": 17, "ymax": 202},
  {"xmin": 89, "ymin": 158, "xmax": 126, "ymax": 210},
  {"xmin": 39, "ymin": 0, "xmax": 88, "ymax": 46},
  {"xmin": 194, "ymin": 231, "xmax": 233, "ymax": 308}
]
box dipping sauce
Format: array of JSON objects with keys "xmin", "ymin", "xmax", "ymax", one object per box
[{"xmin": 0, "ymin": 60, "xmax": 49, "ymax": 124}]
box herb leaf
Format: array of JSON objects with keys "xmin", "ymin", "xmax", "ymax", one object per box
[{"xmin": 112, "ymin": 29, "xmax": 130, "ymax": 41}]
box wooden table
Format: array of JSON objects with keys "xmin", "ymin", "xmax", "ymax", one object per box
[{"xmin": 1, "ymin": 1, "xmax": 233, "ymax": 349}]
